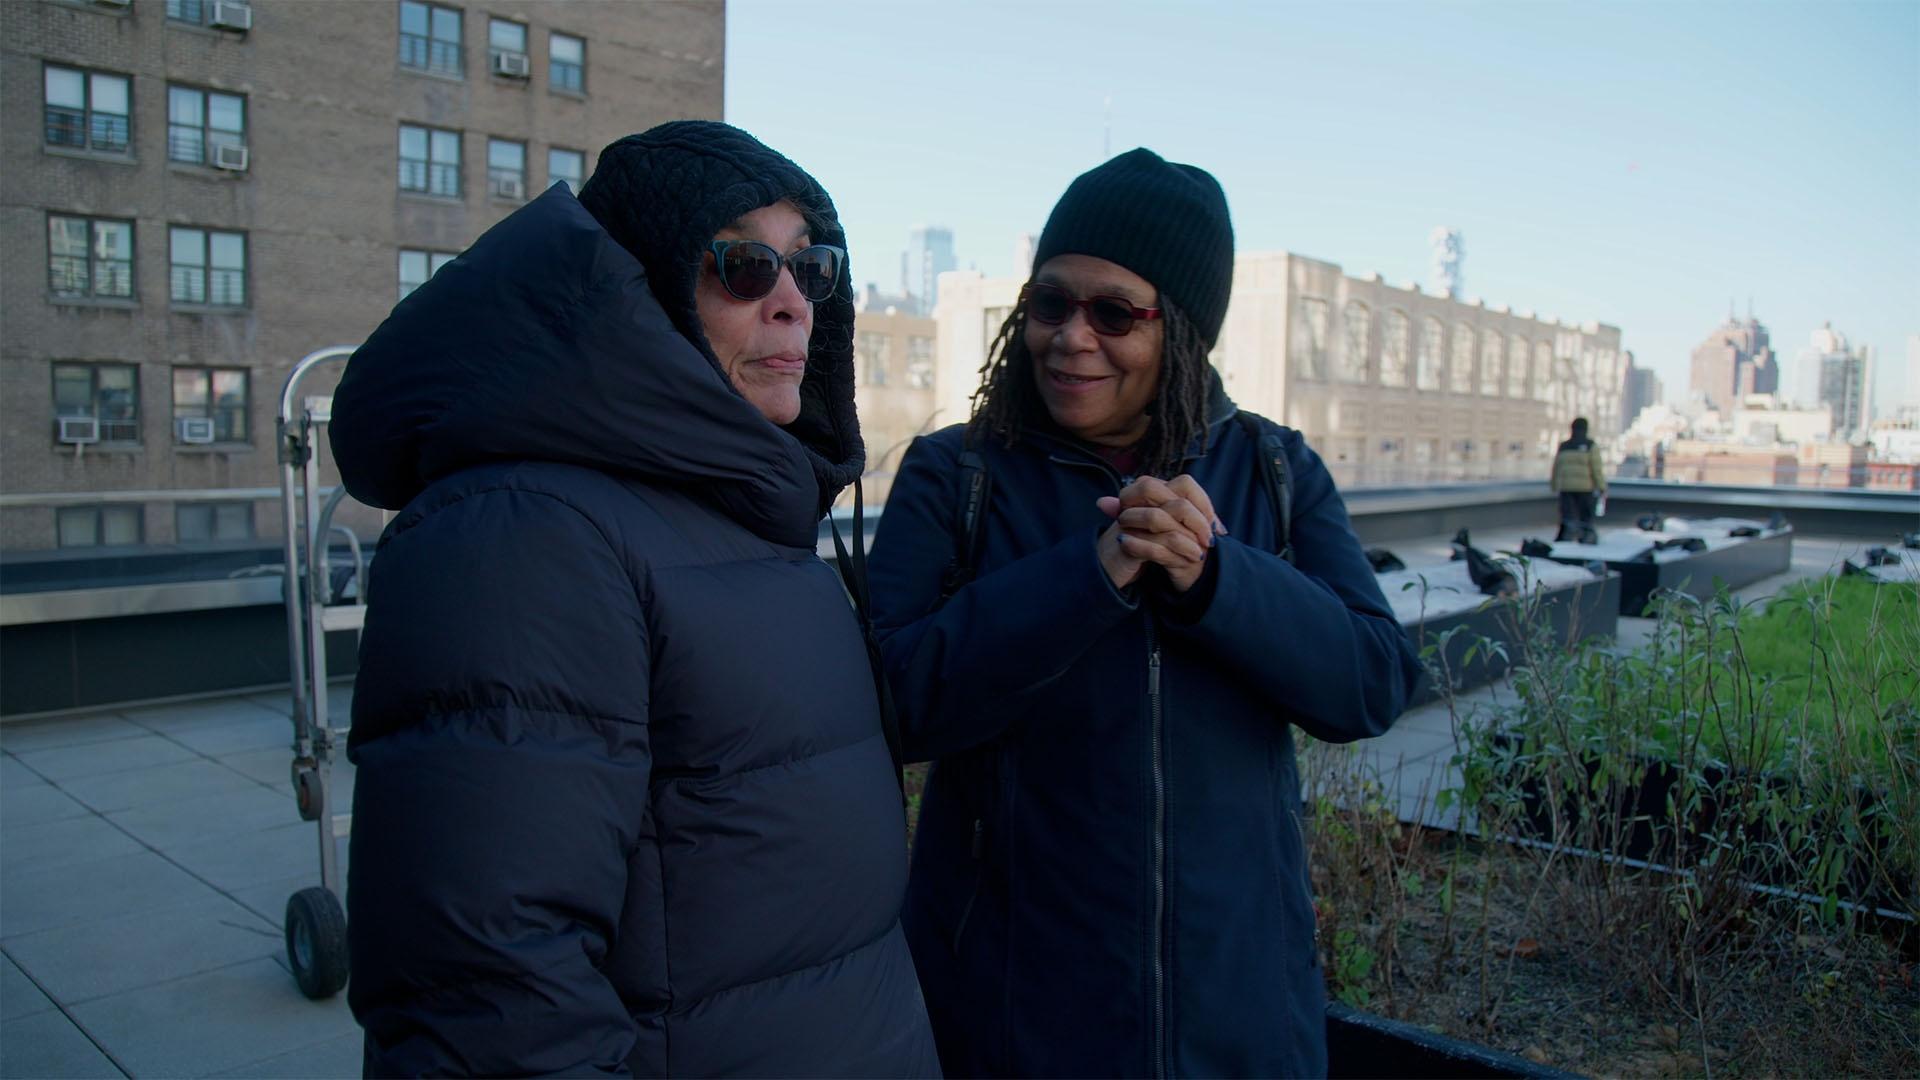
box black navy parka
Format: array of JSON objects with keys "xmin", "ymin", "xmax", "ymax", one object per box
[
  {"xmin": 330, "ymin": 151, "xmax": 938, "ymax": 1076},
  {"xmin": 868, "ymin": 380, "xmax": 1422, "ymax": 1078}
]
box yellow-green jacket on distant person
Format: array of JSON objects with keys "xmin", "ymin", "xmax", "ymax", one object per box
[{"xmin": 1550, "ymin": 437, "xmax": 1607, "ymax": 494}]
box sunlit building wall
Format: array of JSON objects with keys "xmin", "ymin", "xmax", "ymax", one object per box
[
  {"xmin": 850, "ymin": 307, "xmax": 938, "ymax": 505},
  {"xmin": 929, "ymin": 255, "xmax": 1627, "ymax": 490},
  {"xmin": 1215, "ymin": 253, "xmax": 1626, "ymax": 488}
]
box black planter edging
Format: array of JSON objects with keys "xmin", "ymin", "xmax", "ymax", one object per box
[
  {"xmin": 1544, "ymin": 529, "xmax": 1792, "ymax": 615},
  {"xmin": 1405, "ymin": 572, "xmax": 1620, "ymax": 706},
  {"xmin": 1326, "ymin": 1001, "xmax": 1580, "ymax": 1078},
  {"xmin": 1491, "ymin": 733, "xmax": 1915, "ymax": 916}
]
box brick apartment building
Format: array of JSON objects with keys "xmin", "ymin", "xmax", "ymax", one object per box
[{"xmin": 1, "ymin": 0, "xmax": 723, "ymax": 552}]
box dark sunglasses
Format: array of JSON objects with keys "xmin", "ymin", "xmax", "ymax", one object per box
[
  {"xmin": 709, "ymin": 240, "xmax": 845, "ymax": 303},
  {"xmin": 1022, "ymin": 282, "xmax": 1163, "ymax": 336}
]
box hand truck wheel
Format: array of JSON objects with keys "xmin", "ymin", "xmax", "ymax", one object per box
[{"xmin": 285, "ymin": 886, "xmax": 349, "ymax": 999}]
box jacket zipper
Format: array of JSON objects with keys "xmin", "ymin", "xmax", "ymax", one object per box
[
  {"xmin": 1148, "ymin": 625, "xmax": 1167, "ymax": 1079},
  {"xmin": 951, "ymin": 818, "xmax": 984, "ymax": 954}
]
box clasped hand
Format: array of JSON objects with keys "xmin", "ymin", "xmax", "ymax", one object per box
[{"xmin": 1096, "ymin": 475, "xmax": 1226, "ymax": 592}]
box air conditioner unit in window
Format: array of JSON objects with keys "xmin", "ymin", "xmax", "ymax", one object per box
[
  {"xmin": 211, "ymin": 143, "xmax": 250, "ymax": 171},
  {"xmin": 210, "ymin": 0, "xmax": 252, "ymax": 30},
  {"xmin": 58, "ymin": 416, "xmax": 101, "ymax": 444},
  {"xmin": 492, "ymin": 175, "xmax": 526, "ymax": 201},
  {"xmin": 491, "ymin": 50, "xmax": 531, "ymax": 78},
  {"xmin": 177, "ymin": 417, "xmax": 217, "ymax": 444}
]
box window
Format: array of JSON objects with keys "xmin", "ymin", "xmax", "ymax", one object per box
[
  {"xmin": 399, "ymin": 124, "xmax": 461, "ymax": 197},
  {"xmin": 488, "ymin": 18, "xmax": 526, "ymax": 55},
  {"xmin": 1506, "ymin": 335, "xmax": 1529, "ymax": 398},
  {"xmin": 1380, "ymin": 310, "xmax": 1410, "ymax": 386},
  {"xmin": 44, "ymin": 65, "xmax": 130, "ymax": 153},
  {"xmin": 906, "ymin": 336, "xmax": 934, "ymax": 389},
  {"xmin": 398, "ymin": 248, "xmax": 456, "ymax": 299},
  {"xmin": 1533, "ymin": 341, "xmax": 1554, "ymax": 402},
  {"xmin": 53, "ymin": 362, "xmax": 140, "ymax": 442},
  {"xmin": 169, "ymin": 227, "xmax": 247, "ymax": 306},
  {"xmin": 1339, "ymin": 302, "xmax": 1370, "ymax": 383},
  {"xmin": 400, "ymin": 1, "xmax": 463, "ymax": 76},
  {"xmin": 167, "ymin": 85, "xmax": 246, "ymax": 165},
  {"xmin": 487, "ymin": 138, "xmax": 526, "ymax": 199},
  {"xmin": 1449, "ymin": 324, "xmax": 1475, "ymax": 393},
  {"xmin": 176, "ymin": 502, "xmax": 254, "ymax": 543},
  {"xmin": 550, "ymin": 32, "xmax": 584, "ymax": 92},
  {"xmin": 58, "ymin": 506, "xmax": 143, "ymax": 548},
  {"xmin": 166, "ymin": 0, "xmax": 207, "ymax": 23},
  {"xmin": 1416, "ymin": 317, "xmax": 1443, "ymax": 390},
  {"xmin": 548, "ymin": 147, "xmax": 584, "ymax": 194},
  {"xmin": 1291, "ymin": 297, "xmax": 1329, "ymax": 381},
  {"xmin": 48, "ymin": 215, "xmax": 134, "ymax": 299},
  {"xmin": 1480, "ymin": 331, "xmax": 1503, "ymax": 397},
  {"xmin": 173, "ymin": 367, "xmax": 249, "ymax": 442},
  {"xmin": 859, "ymin": 332, "xmax": 890, "ymax": 386}
]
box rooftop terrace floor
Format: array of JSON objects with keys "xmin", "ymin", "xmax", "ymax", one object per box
[{"xmin": 0, "ymin": 528, "xmax": 1898, "ymax": 1077}]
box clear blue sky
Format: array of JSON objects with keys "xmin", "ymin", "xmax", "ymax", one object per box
[{"xmin": 726, "ymin": 0, "xmax": 1920, "ymax": 409}]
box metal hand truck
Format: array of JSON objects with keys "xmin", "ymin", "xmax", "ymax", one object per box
[{"xmin": 277, "ymin": 346, "xmax": 367, "ymax": 1000}]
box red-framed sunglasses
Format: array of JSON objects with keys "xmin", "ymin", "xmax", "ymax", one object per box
[{"xmin": 1022, "ymin": 282, "xmax": 1163, "ymax": 336}]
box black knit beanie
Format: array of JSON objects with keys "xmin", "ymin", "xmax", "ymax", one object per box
[{"xmin": 1033, "ymin": 148, "xmax": 1235, "ymax": 347}]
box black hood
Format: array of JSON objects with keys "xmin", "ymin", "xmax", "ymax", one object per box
[{"xmin": 330, "ymin": 124, "xmax": 860, "ymax": 548}]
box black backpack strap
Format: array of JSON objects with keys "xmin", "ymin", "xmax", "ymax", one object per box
[
  {"xmin": 829, "ymin": 478, "xmax": 905, "ymax": 799},
  {"xmin": 939, "ymin": 447, "xmax": 991, "ymax": 600},
  {"xmin": 1235, "ymin": 411, "xmax": 1294, "ymax": 564}
]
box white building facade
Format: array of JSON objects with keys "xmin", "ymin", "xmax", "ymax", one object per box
[{"xmin": 928, "ymin": 254, "xmax": 1628, "ymax": 490}]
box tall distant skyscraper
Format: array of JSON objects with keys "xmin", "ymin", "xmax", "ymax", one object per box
[
  {"xmin": 1620, "ymin": 352, "xmax": 1663, "ymax": 431},
  {"xmin": 907, "ymin": 226, "xmax": 956, "ymax": 315},
  {"xmin": 1689, "ymin": 310, "xmax": 1778, "ymax": 412}
]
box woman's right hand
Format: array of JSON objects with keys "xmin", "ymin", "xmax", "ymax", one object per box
[{"xmin": 1095, "ymin": 475, "xmax": 1219, "ymax": 590}]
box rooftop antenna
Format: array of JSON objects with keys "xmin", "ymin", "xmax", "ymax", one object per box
[{"xmin": 1103, "ymin": 95, "xmax": 1111, "ymax": 159}]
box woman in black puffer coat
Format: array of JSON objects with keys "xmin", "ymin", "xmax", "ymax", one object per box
[{"xmin": 331, "ymin": 122, "xmax": 938, "ymax": 1077}]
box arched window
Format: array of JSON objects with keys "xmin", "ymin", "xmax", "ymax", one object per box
[
  {"xmin": 1292, "ymin": 296, "xmax": 1330, "ymax": 380},
  {"xmin": 1506, "ymin": 335, "xmax": 1528, "ymax": 398},
  {"xmin": 1533, "ymin": 340, "xmax": 1553, "ymax": 402},
  {"xmin": 1340, "ymin": 301, "xmax": 1371, "ymax": 382},
  {"xmin": 1449, "ymin": 323, "xmax": 1475, "ymax": 393},
  {"xmin": 1380, "ymin": 310, "xmax": 1410, "ymax": 386},
  {"xmin": 1480, "ymin": 331, "xmax": 1503, "ymax": 396},
  {"xmin": 1416, "ymin": 316, "xmax": 1443, "ymax": 390}
]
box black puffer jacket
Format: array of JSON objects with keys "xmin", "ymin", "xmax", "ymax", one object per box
[{"xmin": 332, "ymin": 124, "xmax": 938, "ymax": 1077}]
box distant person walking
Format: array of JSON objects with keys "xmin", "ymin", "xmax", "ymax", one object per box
[{"xmin": 1551, "ymin": 417, "xmax": 1607, "ymax": 543}]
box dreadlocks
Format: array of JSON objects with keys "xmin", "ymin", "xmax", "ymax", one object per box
[{"xmin": 966, "ymin": 294, "xmax": 1216, "ymax": 479}]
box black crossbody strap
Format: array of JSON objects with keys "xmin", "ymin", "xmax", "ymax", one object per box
[
  {"xmin": 1236, "ymin": 412, "xmax": 1295, "ymax": 564},
  {"xmin": 939, "ymin": 447, "xmax": 991, "ymax": 600},
  {"xmin": 830, "ymin": 479, "xmax": 904, "ymax": 798}
]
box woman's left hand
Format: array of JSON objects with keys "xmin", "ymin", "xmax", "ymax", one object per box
[{"xmin": 1096, "ymin": 475, "xmax": 1226, "ymax": 592}]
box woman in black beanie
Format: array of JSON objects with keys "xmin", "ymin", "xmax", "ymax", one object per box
[
  {"xmin": 332, "ymin": 121, "xmax": 937, "ymax": 1077},
  {"xmin": 868, "ymin": 149, "xmax": 1422, "ymax": 1077}
]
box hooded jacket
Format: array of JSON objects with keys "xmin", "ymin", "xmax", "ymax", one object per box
[
  {"xmin": 331, "ymin": 124, "xmax": 938, "ymax": 1077},
  {"xmin": 867, "ymin": 376, "xmax": 1422, "ymax": 1078},
  {"xmin": 1550, "ymin": 436, "xmax": 1607, "ymax": 494}
]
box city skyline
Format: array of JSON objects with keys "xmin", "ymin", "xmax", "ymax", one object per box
[{"xmin": 726, "ymin": 0, "xmax": 1918, "ymax": 416}]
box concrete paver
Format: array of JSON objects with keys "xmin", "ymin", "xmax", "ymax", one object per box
[
  {"xmin": 0, "ymin": 850, "xmax": 221, "ymax": 939},
  {"xmin": 0, "ymin": 953, "xmax": 55, "ymax": 1022},
  {"xmin": 0, "ymin": 1010, "xmax": 122, "ymax": 1078},
  {"xmin": 14, "ymin": 735, "xmax": 197, "ymax": 783},
  {"xmin": 58, "ymin": 759, "xmax": 260, "ymax": 815},
  {"xmin": 0, "ymin": 716, "xmax": 144, "ymax": 755},
  {"xmin": 67, "ymin": 957, "xmax": 356, "ymax": 1078},
  {"xmin": 0, "ymin": 784, "xmax": 92, "ymax": 832},
  {"xmin": 0, "ymin": 816, "xmax": 144, "ymax": 877},
  {"xmin": 4, "ymin": 895, "xmax": 279, "ymax": 1006}
]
